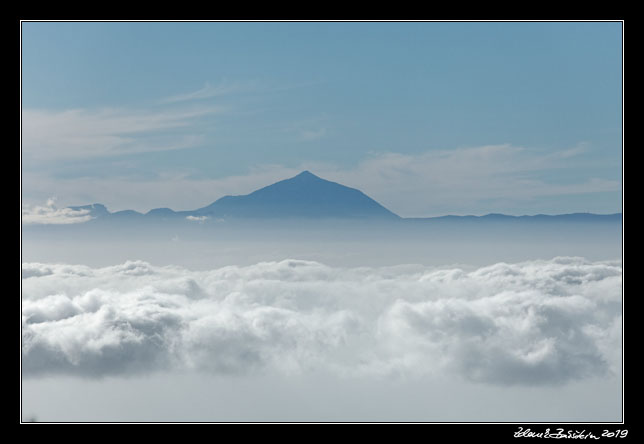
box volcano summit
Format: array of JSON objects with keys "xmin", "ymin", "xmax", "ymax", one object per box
[{"xmin": 70, "ymin": 171, "xmax": 400, "ymax": 221}]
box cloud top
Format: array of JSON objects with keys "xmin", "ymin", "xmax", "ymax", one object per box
[
  {"xmin": 22, "ymin": 199, "xmax": 93, "ymax": 225},
  {"xmin": 22, "ymin": 257, "xmax": 622, "ymax": 385},
  {"xmin": 186, "ymin": 215, "xmax": 209, "ymax": 223}
]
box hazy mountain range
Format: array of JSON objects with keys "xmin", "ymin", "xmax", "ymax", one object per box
[{"xmin": 68, "ymin": 171, "xmax": 621, "ymax": 223}]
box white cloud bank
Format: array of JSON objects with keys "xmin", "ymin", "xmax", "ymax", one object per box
[
  {"xmin": 22, "ymin": 257, "xmax": 622, "ymax": 385},
  {"xmin": 22, "ymin": 198, "xmax": 93, "ymax": 225}
]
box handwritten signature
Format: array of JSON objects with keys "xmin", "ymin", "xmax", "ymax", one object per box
[{"xmin": 514, "ymin": 427, "xmax": 629, "ymax": 439}]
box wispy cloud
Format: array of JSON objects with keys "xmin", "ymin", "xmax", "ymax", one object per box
[
  {"xmin": 22, "ymin": 198, "xmax": 93, "ymax": 225},
  {"xmin": 300, "ymin": 128, "xmax": 327, "ymax": 141},
  {"xmin": 317, "ymin": 144, "xmax": 620, "ymax": 216},
  {"xmin": 22, "ymin": 106, "xmax": 220, "ymax": 161},
  {"xmin": 161, "ymin": 80, "xmax": 258, "ymax": 104}
]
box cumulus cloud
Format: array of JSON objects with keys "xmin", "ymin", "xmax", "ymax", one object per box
[
  {"xmin": 185, "ymin": 215, "xmax": 209, "ymax": 223},
  {"xmin": 21, "ymin": 257, "xmax": 622, "ymax": 385},
  {"xmin": 22, "ymin": 198, "xmax": 93, "ymax": 225}
]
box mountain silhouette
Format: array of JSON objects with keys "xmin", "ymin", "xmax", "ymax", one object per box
[
  {"xmin": 64, "ymin": 171, "xmax": 621, "ymax": 223},
  {"xmin": 193, "ymin": 171, "xmax": 400, "ymax": 219}
]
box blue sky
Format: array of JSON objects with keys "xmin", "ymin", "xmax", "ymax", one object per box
[{"xmin": 21, "ymin": 21, "xmax": 622, "ymax": 217}]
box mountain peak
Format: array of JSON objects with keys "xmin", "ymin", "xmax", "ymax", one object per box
[
  {"xmin": 194, "ymin": 171, "xmax": 399, "ymax": 219},
  {"xmin": 69, "ymin": 172, "xmax": 400, "ymax": 221},
  {"xmin": 294, "ymin": 170, "xmax": 319, "ymax": 179}
]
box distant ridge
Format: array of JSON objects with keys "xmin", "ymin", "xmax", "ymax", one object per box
[
  {"xmin": 65, "ymin": 172, "xmax": 621, "ymax": 224},
  {"xmin": 407, "ymin": 212, "xmax": 622, "ymax": 222}
]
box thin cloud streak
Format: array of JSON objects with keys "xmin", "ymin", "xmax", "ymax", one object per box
[
  {"xmin": 300, "ymin": 128, "xmax": 327, "ymax": 141},
  {"xmin": 22, "ymin": 106, "xmax": 221, "ymax": 161},
  {"xmin": 319, "ymin": 144, "xmax": 620, "ymax": 216},
  {"xmin": 160, "ymin": 80, "xmax": 258, "ymax": 104}
]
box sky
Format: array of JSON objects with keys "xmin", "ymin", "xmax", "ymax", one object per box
[{"xmin": 21, "ymin": 21, "xmax": 623, "ymax": 217}]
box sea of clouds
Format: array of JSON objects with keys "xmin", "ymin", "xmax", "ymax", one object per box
[{"xmin": 21, "ymin": 257, "xmax": 622, "ymax": 386}]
